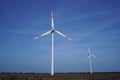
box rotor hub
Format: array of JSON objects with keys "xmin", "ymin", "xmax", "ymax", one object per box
[{"xmin": 51, "ymin": 29, "xmax": 54, "ymax": 33}]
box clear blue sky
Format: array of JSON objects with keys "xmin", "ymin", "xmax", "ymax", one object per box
[{"xmin": 0, "ymin": 0, "xmax": 120, "ymax": 73}]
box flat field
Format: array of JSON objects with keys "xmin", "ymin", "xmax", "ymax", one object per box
[{"xmin": 0, "ymin": 72, "xmax": 120, "ymax": 80}]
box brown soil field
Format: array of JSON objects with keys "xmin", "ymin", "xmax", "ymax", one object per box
[{"xmin": 0, "ymin": 72, "xmax": 120, "ymax": 80}]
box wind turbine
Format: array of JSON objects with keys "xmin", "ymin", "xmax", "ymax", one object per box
[
  {"xmin": 87, "ymin": 46, "xmax": 95, "ymax": 74},
  {"xmin": 33, "ymin": 10, "xmax": 72, "ymax": 76}
]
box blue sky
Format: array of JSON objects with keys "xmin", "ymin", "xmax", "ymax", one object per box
[{"xmin": 0, "ymin": 0, "xmax": 120, "ymax": 73}]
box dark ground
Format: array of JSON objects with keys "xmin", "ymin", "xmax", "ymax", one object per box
[{"xmin": 0, "ymin": 72, "xmax": 120, "ymax": 80}]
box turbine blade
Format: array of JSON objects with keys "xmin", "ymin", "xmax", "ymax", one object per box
[
  {"xmin": 55, "ymin": 30, "xmax": 72, "ymax": 40},
  {"xmin": 87, "ymin": 47, "xmax": 91, "ymax": 54},
  {"xmin": 91, "ymin": 53, "xmax": 96, "ymax": 58},
  {"xmin": 87, "ymin": 45, "xmax": 91, "ymax": 59},
  {"xmin": 87, "ymin": 46, "xmax": 96, "ymax": 58},
  {"xmin": 33, "ymin": 30, "xmax": 51, "ymax": 40},
  {"xmin": 51, "ymin": 10, "xmax": 54, "ymax": 29}
]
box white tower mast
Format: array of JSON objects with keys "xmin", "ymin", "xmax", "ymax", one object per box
[{"xmin": 51, "ymin": 10, "xmax": 54, "ymax": 76}]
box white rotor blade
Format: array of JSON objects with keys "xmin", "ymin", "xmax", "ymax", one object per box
[
  {"xmin": 33, "ymin": 30, "xmax": 51, "ymax": 40},
  {"xmin": 55, "ymin": 30, "xmax": 72, "ymax": 40},
  {"xmin": 91, "ymin": 53, "xmax": 96, "ymax": 58},
  {"xmin": 87, "ymin": 47, "xmax": 91, "ymax": 54},
  {"xmin": 87, "ymin": 47, "xmax": 96, "ymax": 58},
  {"xmin": 51, "ymin": 10, "xmax": 54, "ymax": 29}
]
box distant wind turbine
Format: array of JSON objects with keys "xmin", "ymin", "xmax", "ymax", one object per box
[
  {"xmin": 87, "ymin": 46, "xmax": 96, "ymax": 74},
  {"xmin": 33, "ymin": 10, "xmax": 72, "ymax": 76}
]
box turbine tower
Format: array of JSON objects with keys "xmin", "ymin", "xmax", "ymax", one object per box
[
  {"xmin": 87, "ymin": 46, "xmax": 95, "ymax": 74},
  {"xmin": 33, "ymin": 10, "xmax": 72, "ymax": 76}
]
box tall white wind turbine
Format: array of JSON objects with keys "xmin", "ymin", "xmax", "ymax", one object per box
[
  {"xmin": 33, "ymin": 10, "xmax": 72, "ymax": 76},
  {"xmin": 87, "ymin": 46, "xmax": 95, "ymax": 74}
]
